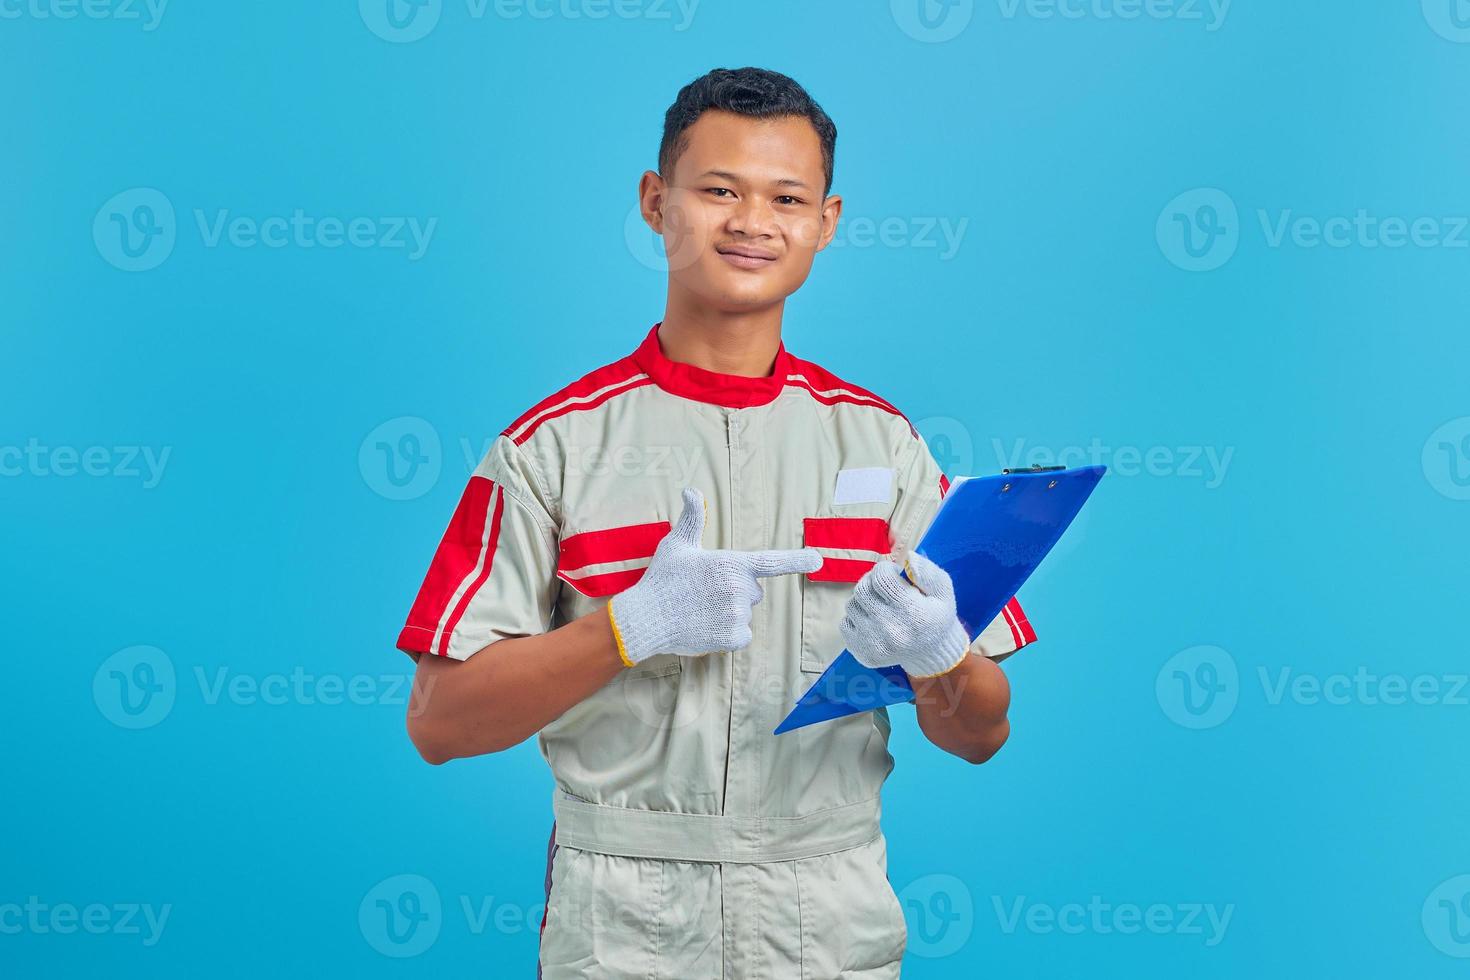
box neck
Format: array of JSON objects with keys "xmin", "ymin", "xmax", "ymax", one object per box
[{"xmin": 658, "ymin": 291, "xmax": 785, "ymax": 378}]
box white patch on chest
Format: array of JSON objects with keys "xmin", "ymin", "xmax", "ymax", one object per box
[{"xmin": 832, "ymin": 467, "xmax": 894, "ymax": 505}]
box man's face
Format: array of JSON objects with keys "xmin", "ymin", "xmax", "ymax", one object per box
[{"xmin": 641, "ymin": 110, "xmax": 841, "ymax": 312}]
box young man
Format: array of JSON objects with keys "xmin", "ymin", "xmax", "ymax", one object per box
[{"xmin": 397, "ymin": 67, "xmax": 1036, "ymax": 978}]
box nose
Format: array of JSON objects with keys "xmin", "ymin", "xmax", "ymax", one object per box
[{"xmin": 725, "ymin": 195, "xmax": 778, "ymax": 240}]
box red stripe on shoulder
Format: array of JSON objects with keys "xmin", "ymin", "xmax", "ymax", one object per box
[
  {"xmin": 501, "ymin": 355, "xmax": 649, "ymax": 445},
  {"xmin": 397, "ymin": 475, "xmax": 497, "ymax": 657},
  {"xmin": 436, "ymin": 483, "xmax": 506, "ymax": 656},
  {"xmin": 784, "ymin": 355, "xmax": 917, "ymax": 438},
  {"xmin": 786, "ymin": 355, "xmax": 907, "ymax": 416}
]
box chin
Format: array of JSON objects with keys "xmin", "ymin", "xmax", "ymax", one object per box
[
  {"xmin": 697, "ymin": 269, "xmax": 791, "ymax": 309},
  {"xmin": 705, "ymin": 284, "xmax": 786, "ymax": 312}
]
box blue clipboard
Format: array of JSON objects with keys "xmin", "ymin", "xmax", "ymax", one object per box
[{"xmin": 774, "ymin": 464, "xmax": 1106, "ymax": 734}]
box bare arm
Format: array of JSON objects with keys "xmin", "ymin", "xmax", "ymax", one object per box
[
  {"xmin": 407, "ymin": 606, "xmax": 623, "ymax": 764},
  {"xmin": 911, "ymin": 652, "xmax": 1012, "ymax": 765}
]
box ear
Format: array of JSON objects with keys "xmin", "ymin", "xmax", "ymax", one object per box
[
  {"xmin": 815, "ymin": 193, "xmax": 843, "ymax": 252},
  {"xmin": 638, "ymin": 170, "xmax": 668, "ymax": 234}
]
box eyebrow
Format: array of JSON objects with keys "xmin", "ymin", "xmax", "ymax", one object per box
[{"xmin": 697, "ymin": 169, "xmax": 813, "ymax": 192}]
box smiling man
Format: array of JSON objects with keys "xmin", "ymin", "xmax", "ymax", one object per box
[{"xmin": 397, "ymin": 67, "xmax": 1035, "ymax": 978}]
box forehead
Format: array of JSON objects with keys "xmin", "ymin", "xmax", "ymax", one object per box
[{"xmin": 672, "ymin": 110, "xmax": 825, "ymax": 187}]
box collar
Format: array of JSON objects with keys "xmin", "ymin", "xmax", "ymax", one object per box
[{"xmin": 630, "ymin": 322, "xmax": 793, "ymax": 409}]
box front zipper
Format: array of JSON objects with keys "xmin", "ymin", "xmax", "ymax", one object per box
[{"xmin": 718, "ymin": 411, "xmax": 741, "ymax": 815}]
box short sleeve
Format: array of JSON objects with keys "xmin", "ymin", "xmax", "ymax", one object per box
[
  {"xmin": 395, "ymin": 435, "xmax": 559, "ymax": 661},
  {"xmin": 888, "ymin": 432, "xmax": 1038, "ymax": 661}
]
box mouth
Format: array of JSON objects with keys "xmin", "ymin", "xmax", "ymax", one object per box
[{"xmin": 716, "ymin": 245, "xmax": 778, "ymax": 270}]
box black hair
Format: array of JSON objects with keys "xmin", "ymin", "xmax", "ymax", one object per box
[{"xmin": 659, "ymin": 67, "xmax": 837, "ymax": 197}]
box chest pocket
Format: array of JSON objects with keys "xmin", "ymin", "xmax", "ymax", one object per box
[
  {"xmin": 556, "ymin": 519, "xmax": 682, "ymax": 679},
  {"xmin": 799, "ymin": 516, "xmax": 892, "ymax": 673}
]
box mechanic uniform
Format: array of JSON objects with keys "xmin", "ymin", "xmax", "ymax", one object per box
[{"xmin": 396, "ymin": 323, "xmax": 1036, "ymax": 978}]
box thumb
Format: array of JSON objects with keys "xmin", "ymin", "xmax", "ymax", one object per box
[
  {"xmin": 902, "ymin": 550, "xmax": 954, "ymax": 600},
  {"xmin": 667, "ymin": 486, "xmax": 707, "ymax": 549},
  {"xmin": 744, "ymin": 547, "xmax": 824, "ymax": 579}
]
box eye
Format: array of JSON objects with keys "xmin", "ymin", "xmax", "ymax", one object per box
[
  {"xmin": 775, "ymin": 195, "xmax": 804, "ymax": 206},
  {"xmin": 706, "ymin": 187, "xmax": 734, "ymax": 198}
]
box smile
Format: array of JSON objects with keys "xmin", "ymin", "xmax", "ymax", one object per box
[{"xmin": 716, "ymin": 247, "xmax": 778, "ymax": 269}]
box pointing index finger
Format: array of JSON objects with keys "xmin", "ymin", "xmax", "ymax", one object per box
[{"xmin": 743, "ymin": 547, "xmax": 823, "ymax": 578}]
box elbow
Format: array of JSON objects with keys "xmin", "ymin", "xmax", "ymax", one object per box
[
  {"xmin": 406, "ymin": 712, "xmax": 519, "ymax": 764},
  {"xmin": 407, "ymin": 715, "xmax": 456, "ymax": 765},
  {"xmin": 403, "ymin": 652, "xmax": 529, "ymax": 763},
  {"xmin": 415, "ymin": 743, "xmax": 455, "ymax": 766},
  {"xmin": 957, "ymin": 718, "xmax": 1010, "ymax": 765},
  {"xmin": 407, "ymin": 706, "xmax": 493, "ymax": 765}
]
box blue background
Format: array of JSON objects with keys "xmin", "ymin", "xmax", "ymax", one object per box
[{"xmin": 5, "ymin": 1, "xmax": 1469, "ymax": 976}]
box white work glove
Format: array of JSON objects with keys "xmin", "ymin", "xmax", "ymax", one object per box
[
  {"xmin": 607, "ymin": 486, "xmax": 823, "ymax": 666},
  {"xmin": 840, "ymin": 551, "xmax": 971, "ymax": 678}
]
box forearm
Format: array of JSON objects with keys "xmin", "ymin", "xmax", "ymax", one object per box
[
  {"xmin": 407, "ymin": 606, "xmax": 624, "ymax": 763},
  {"xmin": 404, "ymin": 487, "xmax": 820, "ymax": 764},
  {"xmin": 911, "ymin": 652, "xmax": 1011, "ymax": 764}
]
